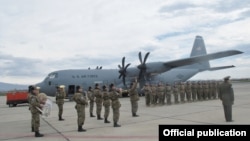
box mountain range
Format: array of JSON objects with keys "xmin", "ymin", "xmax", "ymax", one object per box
[{"xmin": 0, "ymin": 82, "xmax": 28, "ymax": 91}]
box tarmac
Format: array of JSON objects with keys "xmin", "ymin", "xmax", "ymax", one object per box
[{"xmin": 0, "ymin": 82, "xmax": 249, "ymax": 141}]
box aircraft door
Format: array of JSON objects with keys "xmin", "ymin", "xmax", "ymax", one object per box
[{"xmin": 67, "ymin": 85, "xmax": 75, "ymax": 100}]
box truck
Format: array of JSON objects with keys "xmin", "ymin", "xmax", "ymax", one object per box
[{"xmin": 6, "ymin": 91, "xmax": 29, "ymax": 107}]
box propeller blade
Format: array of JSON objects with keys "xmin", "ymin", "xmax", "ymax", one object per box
[
  {"xmin": 119, "ymin": 74, "xmax": 122, "ymax": 79},
  {"xmin": 139, "ymin": 52, "xmax": 142, "ymax": 64},
  {"xmin": 125, "ymin": 63, "xmax": 131, "ymax": 70},
  {"xmin": 122, "ymin": 57, "xmax": 125, "ymax": 67},
  {"xmin": 143, "ymin": 52, "xmax": 150, "ymax": 64},
  {"xmin": 118, "ymin": 64, "xmax": 122, "ymax": 69}
]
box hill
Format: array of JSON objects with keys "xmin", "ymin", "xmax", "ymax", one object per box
[{"xmin": 0, "ymin": 82, "xmax": 28, "ymax": 92}]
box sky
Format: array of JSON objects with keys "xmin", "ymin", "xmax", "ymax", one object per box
[{"xmin": 0, "ymin": 0, "xmax": 249, "ymax": 85}]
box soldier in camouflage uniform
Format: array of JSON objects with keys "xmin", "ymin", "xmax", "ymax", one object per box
[
  {"xmin": 203, "ymin": 81, "xmax": 209, "ymax": 100},
  {"xmin": 218, "ymin": 76, "xmax": 234, "ymax": 122},
  {"xmin": 191, "ymin": 81, "xmax": 197, "ymax": 101},
  {"xmin": 73, "ymin": 86, "xmax": 88, "ymax": 132},
  {"xmin": 150, "ymin": 84, "xmax": 157, "ymax": 105},
  {"xmin": 93, "ymin": 83, "xmax": 103, "ymax": 120},
  {"xmin": 102, "ymin": 85, "xmax": 111, "ymax": 123},
  {"xmin": 173, "ymin": 82, "xmax": 179, "ymax": 104},
  {"xmin": 157, "ymin": 82, "xmax": 165, "ymax": 105},
  {"xmin": 197, "ymin": 81, "xmax": 203, "ymax": 101},
  {"xmin": 87, "ymin": 86, "xmax": 95, "ymax": 117},
  {"xmin": 185, "ymin": 81, "xmax": 192, "ymax": 102},
  {"xmin": 55, "ymin": 85, "xmax": 66, "ymax": 121},
  {"xmin": 211, "ymin": 81, "xmax": 217, "ymax": 99},
  {"xmin": 27, "ymin": 85, "xmax": 34, "ymax": 132},
  {"xmin": 129, "ymin": 78, "xmax": 140, "ymax": 117},
  {"xmin": 165, "ymin": 83, "xmax": 172, "ymax": 105},
  {"xmin": 29, "ymin": 86, "xmax": 44, "ymax": 137},
  {"xmin": 109, "ymin": 83, "xmax": 121, "ymax": 127},
  {"xmin": 141, "ymin": 83, "xmax": 151, "ymax": 106},
  {"xmin": 179, "ymin": 82, "xmax": 185, "ymax": 103}
]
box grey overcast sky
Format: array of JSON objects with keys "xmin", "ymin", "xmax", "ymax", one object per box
[{"xmin": 0, "ymin": 0, "xmax": 249, "ymax": 84}]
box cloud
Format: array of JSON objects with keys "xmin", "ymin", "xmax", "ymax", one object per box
[{"xmin": 0, "ymin": 0, "xmax": 249, "ymax": 84}]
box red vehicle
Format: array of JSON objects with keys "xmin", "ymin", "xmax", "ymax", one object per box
[{"xmin": 6, "ymin": 91, "xmax": 29, "ymax": 107}]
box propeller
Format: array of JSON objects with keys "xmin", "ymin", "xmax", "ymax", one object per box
[
  {"xmin": 137, "ymin": 52, "xmax": 150, "ymax": 80},
  {"xmin": 118, "ymin": 57, "xmax": 131, "ymax": 87}
]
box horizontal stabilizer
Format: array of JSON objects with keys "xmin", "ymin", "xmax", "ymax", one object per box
[
  {"xmin": 206, "ymin": 65, "xmax": 235, "ymax": 71},
  {"xmin": 164, "ymin": 50, "xmax": 243, "ymax": 68}
]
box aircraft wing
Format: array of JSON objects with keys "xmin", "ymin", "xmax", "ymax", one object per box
[
  {"xmin": 164, "ymin": 50, "xmax": 243, "ymax": 68},
  {"xmin": 207, "ymin": 65, "xmax": 235, "ymax": 71}
]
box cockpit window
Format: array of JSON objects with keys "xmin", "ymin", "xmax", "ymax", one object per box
[{"xmin": 48, "ymin": 73, "xmax": 58, "ymax": 79}]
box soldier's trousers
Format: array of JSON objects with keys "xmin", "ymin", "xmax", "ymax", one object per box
[
  {"xmin": 151, "ymin": 95, "xmax": 156, "ymax": 104},
  {"xmin": 89, "ymin": 101, "xmax": 94, "ymax": 114},
  {"xmin": 174, "ymin": 93, "xmax": 179, "ymax": 103},
  {"xmin": 131, "ymin": 100, "xmax": 138, "ymax": 114},
  {"xmin": 158, "ymin": 94, "xmax": 164, "ymax": 105},
  {"xmin": 186, "ymin": 92, "xmax": 191, "ymax": 102},
  {"xmin": 166, "ymin": 93, "xmax": 171, "ymax": 104},
  {"xmin": 104, "ymin": 105, "xmax": 110, "ymax": 118},
  {"xmin": 191, "ymin": 91, "xmax": 197, "ymax": 101},
  {"xmin": 112, "ymin": 107, "xmax": 120, "ymax": 123},
  {"xmin": 180, "ymin": 92, "xmax": 185, "ymax": 102},
  {"xmin": 76, "ymin": 104, "xmax": 85, "ymax": 126},
  {"xmin": 150, "ymin": 94, "xmax": 154, "ymax": 104},
  {"xmin": 145, "ymin": 94, "xmax": 150, "ymax": 106},
  {"xmin": 203, "ymin": 90, "xmax": 208, "ymax": 100},
  {"xmin": 223, "ymin": 104, "xmax": 232, "ymax": 122},
  {"xmin": 57, "ymin": 103, "xmax": 63, "ymax": 117},
  {"xmin": 96, "ymin": 102, "xmax": 102, "ymax": 116},
  {"xmin": 32, "ymin": 112, "xmax": 40, "ymax": 132}
]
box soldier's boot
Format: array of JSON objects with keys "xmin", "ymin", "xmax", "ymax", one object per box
[
  {"xmin": 104, "ymin": 118, "xmax": 110, "ymax": 123},
  {"xmin": 78, "ymin": 126, "xmax": 86, "ymax": 132},
  {"xmin": 97, "ymin": 115, "xmax": 103, "ymax": 120},
  {"xmin": 35, "ymin": 131, "xmax": 44, "ymax": 137},
  {"xmin": 31, "ymin": 127, "xmax": 34, "ymax": 132},
  {"xmin": 90, "ymin": 113, "xmax": 96, "ymax": 117},
  {"xmin": 59, "ymin": 116, "xmax": 65, "ymax": 121},
  {"xmin": 114, "ymin": 122, "xmax": 121, "ymax": 127},
  {"xmin": 132, "ymin": 113, "xmax": 139, "ymax": 117}
]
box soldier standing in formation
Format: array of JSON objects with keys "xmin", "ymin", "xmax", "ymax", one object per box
[
  {"xmin": 55, "ymin": 85, "xmax": 66, "ymax": 121},
  {"xmin": 87, "ymin": 86, "xmax": 96, "ymax": 117},
  {"xmin": 73, "ymin": 86, "xmax": 87, "ymax": 132},
  {"xmin": 29, "ymin": 86, "xmax": 44, "ymax": 137},
  {"xmin": 197, "ymin": 81, "xmax": 203, "ymax": 100},
  {"xmin": 93, "ymin": 83, "xmax": 103, "ymax": 120},
  {"xmin": 150, "ymin": 84, "xmax": 157, "ymax": 105},
  {"xmin": 165, "ymin": 83, "xmax": 172, "ymax": 105},
  {"xmin": 179, "ymin": 82, "xmax": 185, "ymax": 103},
  {"xmin": 27, "ymin": 85, "xmax": 34, "ymax": 132},
  {"xmin": 109, "ymin": 83, "xmax": 121, "ymax": 127},
  {"xmin": 185, "ymin": 81, "xmax": 192, "ymax": 102},
  {"xmin": 203, "ymin": 81, "xmax": 209, "ymax": 100},
  {"xmin": 129, "ymin": 78, "xmax": 140, "ymax": 117},
  {"xmin": 191, "ymin": 81, "xmax": 197, "ymax": 101},
  {"xmin": 218, "ymin": 76, "xmax": 234, "ymax": 122},
  {"xmin": 102, "ymin": 85, "xmax": 111, "ymax": 123},
  {"xmin": 173, "ymin": 82, "xmax": 179, "ymax": 104},
  {"xmin": 142, "ymin": 83, "xmax": 151, "ymax": 106},
  {"xmin": 157, "ymin": 82, "xmax": 165, "ymax": 105}
]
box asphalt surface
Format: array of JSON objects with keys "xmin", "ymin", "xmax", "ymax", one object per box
[{"xmin": 0, "ymin": 82, "xmax": 249, "ymax": 141}]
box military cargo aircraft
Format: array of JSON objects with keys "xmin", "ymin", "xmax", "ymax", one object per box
[{"xmin": 36, "ymin": 35, "xmax": 243, "ymax": 97}]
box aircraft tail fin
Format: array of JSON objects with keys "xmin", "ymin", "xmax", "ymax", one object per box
[{"xmin": 189, "ymin": 35, "xmax": 210, "ymax": 69}]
